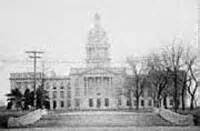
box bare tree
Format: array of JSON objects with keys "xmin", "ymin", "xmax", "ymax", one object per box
[
  {"xmin": 123, "ymin": 74, "xmax": 134, "ymax": 109},
  {"xmin": 161, "ymin": 40, "xmax": 185, "ymax": 112},
  {"xmin": 147, "ymin": 53, "xmax": 169, "ymax": 108},
  {"xmin": 184, "ymin": 48, "xmax": 199, "ymax": 110},
  {"xmin": 178, "ymin": 70, "xmax": 191, "ymax": 110},
  {"xmin": 126, "ymin": 57, "xmax": 147, "ymax": 110},
  {"xmin": 178, "ymin": 47, "xmax": 193, "ymax": 110}
]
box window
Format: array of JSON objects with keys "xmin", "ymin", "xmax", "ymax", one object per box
[
  {"xmin": 67, "ymin": 86, "xmax": 71, "ymax": 90},
  {"xmin": 60, "ymin": 82, "xmax": 64, "ymax": 89},
  {"xmin": 89, "ymin": 98, "xmax": 93, "ymax": 107},
  {"xmin": 170, "ymin": 99, "xmax": 173, "ymax": 106},
  {"xmin": 24, "ymin": 83, "xmax": 28, "ymax": 89},
  {"xmin": 147, "ymin": 89, "xmax": 152, "ymax": 97},
  {"xmin": 84, "ymin": 77, "xmax": 87, "ymax": 88},
  {"xmin": 60, "ymin": 91, "xmax": 64, "ymax": 99},
  {"xmin": 67, "ymin": 91, "xmax": 71, "ymax": 98},
  {"xmin": 134, "ymin": 100, "xmax": 137, "ymax": 106},
  {"xmin": 46, "ymin": 91, "xmax": 49, "ymax": 98},
  {"xmin": 67, "ymin": 85, "xmax": 71, "ymax": 98},
  {"xmin": 118, "ymin": 98, "xmax": 121, "ymax": 106},
  {"xmin": 16, "ymin": 82, "xmax": 22, "ymax": 89},
  {"xmin": 75, "ymin": 88, "xmax": 80, "ymax": 96},
  {"xmin": 60, "ymin": 101, "xmax": 64, "ymax": 108},
  {"xmin": 53, "ymin": 91, "xmax": 57, "ymax": 99},
  {"xmin": 148, "ymin": 100, "xmax": 152, "ymax": 106},
  {"xmin": 105, "ymin": 98, "xmax": 109, "ymax": 107},
  {"xmin": 53, "ymin": 82, "xmax": 57, "ymax": 89},
  {"xmin": 126, "ymin": 100, "xmax": 131, "ymax": 106},
  {"xmin": 67, "ymin": 100, "xmax": 71, "ymax": 108},
  {"xmin": 53, "ymin": 101, "xmax": 57, "ymax": 109},
  {"xmin": 46, "ymin": 82, "xmax": 50, "ymax": 90},
  {"xmin": 141, "ymin": 91, "xmax": 144, "ymax": 97},
  {"xmin": 141, "ymin": 100, "xmax": 144, "ymax": 106},
  {"xmin": 97, "ymin": 98, "xmax": 101, "ymax": 108},
  {"xmin": 67, "ymin": 82, "xmax": 71, "ymax": 87},
  {"xmin": 75, "ymin": 99, "xmax": 80, "ymax": 107},
  {"xmin": 110, "ymin": 77, "xmax": 112, "ymax": 87}
]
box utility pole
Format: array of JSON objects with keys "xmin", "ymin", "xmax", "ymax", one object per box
[{"xmin": 26, "ymin": 50, "xmax": 44, "ymax": 108}]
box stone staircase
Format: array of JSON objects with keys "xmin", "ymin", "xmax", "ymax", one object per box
[{"xmin": 33, "ymin": 111, "xmax": 172, "ymax": 127}]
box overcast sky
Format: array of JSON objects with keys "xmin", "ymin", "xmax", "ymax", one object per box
[{"xmin": 0, "ymin": 0, "xmax": 198, "ymax": 103}]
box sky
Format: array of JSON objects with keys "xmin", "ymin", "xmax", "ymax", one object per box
[{"xmin": 0, "ymin": 0, "xmax": 198, "ymax": 104}]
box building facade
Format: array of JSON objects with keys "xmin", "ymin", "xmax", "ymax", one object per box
[
  {"xmin": 68, "ymin": 13, "xmax": 128, "ymax": 110},
  {"xmin": 9, "ymin": 13, "xmax": 175, "ymax": 110},
  {"xmin": 10, "ymin": 72, "xmax": 44, "ymax": 94}
]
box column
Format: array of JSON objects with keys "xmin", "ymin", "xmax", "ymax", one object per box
[
  {"xmin": 100, "ymin": 77, "xmax": 103, "ymax": 87},
  {"xmin": 84, "ymin": 77, "xmax": 86, "ymax": 96},
  {"xmin": 107, "ymin": 77, "xmax": 109, "ymax": 88},
  {"xmin": 57, "ymin": 90, "xmax": 60, "ymax": 109},
  {"xmin": 102, "ymin": 77, "xmax": 104, "ymax": 87},
  {"xmin": 110, "ymin": 77, "xmax": 112, "ymax": 88},
  {"xmin": 88, "ymin": 77, "xmax": 90, "ymax": 88},
  {"xmin": 93, "ymin": 77, "xmax": 95, "ymax": 88},
  {"xmin": 50, "ymin": 100, "xmax": 53, "ymax": 110},
  {"xmin": 109, "ymin": 77, "xmax": 111, "ymax": 88},
  {"xmin": 49, "ymin": 91, "xmax": 53, "ymax": 110},
  {"xmin": 95, "ymin": 77, "xmax": 98, "ymax": 87},
  {"xmin": 97, "ymin": 77, "xmax": 99, "ymax": 87},
  {"xmin": 91, "ymin": 77, "xmax": 93, "ymax": 87},
  {"xmin": 86, "ymin": 77, "xmax": 88, "ymax": 95}
]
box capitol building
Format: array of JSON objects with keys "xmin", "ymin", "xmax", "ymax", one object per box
[{"xmin": 9, "ymin": 14, "xmax": 174, "ymax": 110}]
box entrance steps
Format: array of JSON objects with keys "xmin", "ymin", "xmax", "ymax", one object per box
[{"xmin": 34, "ymin": 111, "xmax": 172, "ymax": 127}]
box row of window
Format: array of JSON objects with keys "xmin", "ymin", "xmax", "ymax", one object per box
[
  {"xmin": 52, "ymin": 98, "xmax": 110, "ymax": 109},
  {"xmin": 52, "ymin": 91, "xmax": 65, "ymax": 99},
  {"xmin": 48, "ymin": 86, "xmax": 68, "ymax": 90},
  {"xmin": 46, "ymin": 83, "xmax": 71, "ymax": 90},
  {"xmin": 53, "ymin": 100, "xmax": 72, "ymax": 109},
  {"xmin": 89, "ymin": 98, "xmax": 109, "ymax": 107},
  {"xmin": 125, "ymin": 99, "xmax": 173, "ymax": 107},
  {"xmin": 139, "ymin": 90, "xmax": 153, "ymax": 97},
  {"xmin": 84, "ymin": 78, "xmax": 112, "ymax": 84},
  {"xmin": 53, "ymin": 100, "xmax": 65, "ymax": 109},
  {"xmin": 52, "ymin": 99, "xmax": 155, "ymax": 109},
  {"xmin": 51, "ymin": 87, "xmax": 72, "ymax": 99},
  {"xmin": 125, "ymin": 99, "xmax": 152, "ymax": 107}
]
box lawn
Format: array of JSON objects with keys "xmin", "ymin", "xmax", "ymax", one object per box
[
  {"xmin": 0, "ymin": 107, "xmax": 200, "ymax": 128},
  {"xmin": 0, "ymin": 107, "xmax": 31, "ymax": 128}
]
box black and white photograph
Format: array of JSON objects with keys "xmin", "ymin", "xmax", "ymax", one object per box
[{"xmin": 0, "ymin": 0, "xmax": 200, "ymax": 130}]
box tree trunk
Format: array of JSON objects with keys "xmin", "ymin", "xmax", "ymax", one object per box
[
  {"xmin": 181, "ymin": 91, "xmax": 185, "ymax": 110},
  {"xmin": 156, "ymin": 96, "xmax": 161, "ymax": 108},
  {"xmin": 129, "ymin": 90, "xmax": 133, "ymax": 110},
  {"xmin": 163, "ymin": 96, "xmax": 167, "ymax": 109},
  {"xmin": 190, "ymin": 95, "xmax": 194, "ymax": 110},
  {"xmin": 174, "ymin": 72, "xmax": 179, "ymax": 112},
  {"xmin": 159, "ymin": 99, "xmax": 162, "ymax": 108},
  {"xmin": 136, "ymin": 97, "xmax": 139, "ymax": 110},
  {"xmin": 181, "ymin": 77, "xmax": 187, "ymax": 111}
]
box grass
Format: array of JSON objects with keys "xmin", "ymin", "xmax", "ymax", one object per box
[
  {"xmin": 177, "ymin": 107, "xmax": 200, "ymax": 126},
  {"xmin": 0, "ymin": 107, "xmax": 31, "ymax": 128},
  {"xmin": 0, "ymin": 107, "xmax": 200, "ymax": 128}
]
